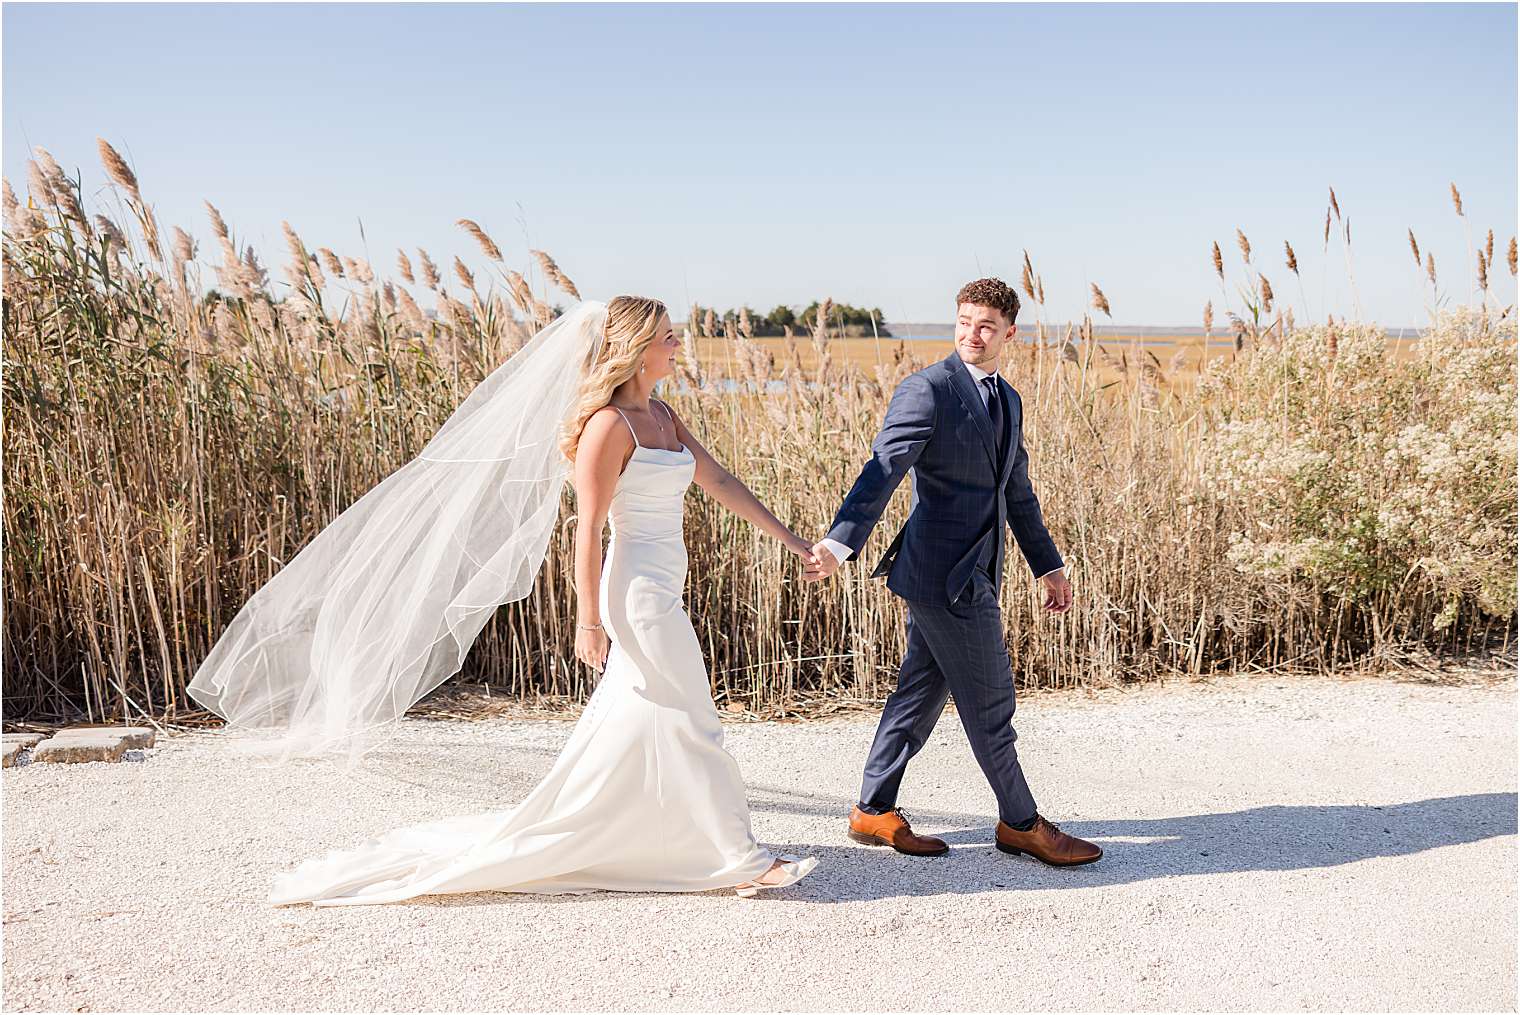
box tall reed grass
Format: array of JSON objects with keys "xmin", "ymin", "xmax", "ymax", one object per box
[{"xmin": 3, "ymin": 143, "xmax": 1515, "ymax": 724}]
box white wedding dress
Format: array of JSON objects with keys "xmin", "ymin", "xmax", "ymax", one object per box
[{"xmin": 269, "ymin": 416, "xmax": 809, "ymax": 906}]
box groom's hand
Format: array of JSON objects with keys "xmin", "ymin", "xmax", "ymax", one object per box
[
  {"xmin": 805, "ymin": 541, "xmax": 841, "ymax": 582},
  {"xmin": 1040, "ymin": 569, "xmax": 1073, "ymax": 613}
]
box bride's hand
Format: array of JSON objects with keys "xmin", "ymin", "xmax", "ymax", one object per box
[
  {"xmin": 575, "ymin": 624, "xmax": 610, "ymax": 672},
  {"xmin": 783, "ymin": 533, "xmax": 824, "ymax": 580}
]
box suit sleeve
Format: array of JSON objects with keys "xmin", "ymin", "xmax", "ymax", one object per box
[
  {"xmin": 1004, "ymin": 390, "xmax": 1065, "ymax": 578},
  {"xmin": 824, "ymin": 372, "xmax": 936, "ymax": 560}
]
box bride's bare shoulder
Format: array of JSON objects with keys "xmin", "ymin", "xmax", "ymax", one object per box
[{"xmin": 579, "ymin": 406, "xmax": 634, "ymax": 457}]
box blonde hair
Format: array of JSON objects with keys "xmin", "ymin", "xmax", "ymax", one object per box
[{"xmin": 559, "ymin": 295, "xmax": 669, "ymax": 461}]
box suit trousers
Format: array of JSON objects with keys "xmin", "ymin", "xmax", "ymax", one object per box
[{"xmin": 857, "ymin": 550, "xmax": 1038, "ymax": 827}]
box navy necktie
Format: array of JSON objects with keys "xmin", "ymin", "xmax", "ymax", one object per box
[{"xmin": 982, "ymin": 376, "xmax": 1005, "ymax": 463}]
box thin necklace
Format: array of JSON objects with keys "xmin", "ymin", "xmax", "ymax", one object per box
[{"xmin": 615, "ymin": 400, "xmax": 672, "ymax": 448}]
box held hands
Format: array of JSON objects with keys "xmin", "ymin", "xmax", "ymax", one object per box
[
  {"xmin": 804, "ymin": 541, "xmax": 840, "ymax": 582},
  {"xmin": 575, "ymin": 622, "xmax": 610, "ymax": 672},
  {"xmin": 784, "ymin": 533, "xmax": 828, "ymax": 581},
  {"xmin": 1040, "ymin": 569, "xmax": 1073, "ymax": 613}
]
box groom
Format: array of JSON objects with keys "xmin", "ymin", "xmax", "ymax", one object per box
[{"xmin": 808, "ymin": 278, "xmax": 1101, "ymax": 867}]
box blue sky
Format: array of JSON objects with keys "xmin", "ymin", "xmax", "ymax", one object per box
[{"xmin": 4, "ymin": 2, "xmax": 1515, "ymax": 326}]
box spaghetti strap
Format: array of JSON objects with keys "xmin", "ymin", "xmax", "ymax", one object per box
[{"xmin": 610, "ymin": 406, "xmax": 641, "ymax": 448}]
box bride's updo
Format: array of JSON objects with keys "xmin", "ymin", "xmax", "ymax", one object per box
[{"xmin": 559, "ymin": 295, "xmax": 669, "ymax": 462}]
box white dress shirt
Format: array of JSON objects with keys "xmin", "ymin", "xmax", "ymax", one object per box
[{"xmin": 818, "ymin": 359, "xmax": 1064, "ymax": 581}]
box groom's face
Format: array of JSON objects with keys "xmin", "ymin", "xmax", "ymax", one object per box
[{"xmin": 954, "ymin": 302, "xmax": 1016, "ymax": 369}]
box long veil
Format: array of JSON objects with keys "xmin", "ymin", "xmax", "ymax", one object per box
[{"xmin": 186, "ymin": 301, "xmax": 609, "ymax": 768}]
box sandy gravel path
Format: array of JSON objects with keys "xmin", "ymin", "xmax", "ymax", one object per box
[{"xmin": 4, "ymin": 672, "xmax": 1515, "ymax": 1012}]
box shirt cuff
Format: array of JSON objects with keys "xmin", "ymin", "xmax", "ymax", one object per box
[
  {"xmin": 818, "ymin": 538, "xmax": 853, "ymax": 567},
  {"xmin": 1036, "ymin": 565, "xmax": 1065, "ymax": 580}
]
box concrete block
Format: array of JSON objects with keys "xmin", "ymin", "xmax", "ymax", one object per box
[
  {"xmin": 32, "ymin": 733, "xmax": 128, "ymax": 764},
  {"xmin": 53, "ymin": 726, "xmax": 155, "ymax": 749},
  {"xmin": 2, "ymin": 733, "xmax": 45, "ymax": 749}
]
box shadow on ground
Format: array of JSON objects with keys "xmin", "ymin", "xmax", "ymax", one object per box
[
  {"xmin": 397, "ymin": 790, "xmax": 1514, "ymax": 909},
  {"xmin": 741, "ymin": 787, "xmax": 1518, "ymax": 901}
]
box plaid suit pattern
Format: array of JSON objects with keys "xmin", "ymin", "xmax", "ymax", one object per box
[
  {"xmin": 826, "ymin": 350, "xmax": 1062, "ymax": 827},
  {"xmin": 824, "ymin": 351, "xmax": 1063, "ymax": 606}
]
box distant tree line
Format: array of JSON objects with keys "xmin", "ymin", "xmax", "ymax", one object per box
[{"xmin": 688, "ymin": 302, "xmax": 892, "ymax": 338}]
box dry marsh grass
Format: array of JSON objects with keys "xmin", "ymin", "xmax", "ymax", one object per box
[
  {"xmin": 694, "ymin": 333, "xmax": 1423, "ymax": 389},
  {"xmin": 3, "ymin": 142, "xmax": 1516, "ymax": 725}
]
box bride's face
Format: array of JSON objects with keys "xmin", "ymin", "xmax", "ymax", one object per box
[{"xmin": 639, "ymin": 312, "xmax": 680, "ymax": 382}]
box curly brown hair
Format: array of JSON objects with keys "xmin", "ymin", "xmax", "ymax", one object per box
[{"xmin": 955, "ymin": 277, "xmax": 1020, "ymax": 325}]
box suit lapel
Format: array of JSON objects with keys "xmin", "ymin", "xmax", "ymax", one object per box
[
  {"xmin": 944, "ymin": 352, "xmax": 998, "ymax": 470},
  {"xmin": 996, "ymin": 377, "xmax": 1016, "ymax": 485}
]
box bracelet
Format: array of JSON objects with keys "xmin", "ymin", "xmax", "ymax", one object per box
[{"xmin": 577, "ymin": 623, "xmax": 603, "ymax": 631}]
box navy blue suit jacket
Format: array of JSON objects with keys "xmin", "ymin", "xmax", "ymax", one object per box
[{"xmin": 824, "ymin": 351, "xmax": 1064, "ymax": 606}]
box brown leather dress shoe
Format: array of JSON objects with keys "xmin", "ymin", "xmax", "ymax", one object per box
[
  {"xmin": 995, "ymin": 814, "xmax": 1102, "ymax": 866},
  {"xmin": 847, "ymin": 806, "xmax": 949, "ymax": 856}
]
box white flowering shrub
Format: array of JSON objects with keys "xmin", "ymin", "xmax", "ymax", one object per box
[{"xmin": 1198, "ymin": 309, "xmax": 1516, "ymax": 627}]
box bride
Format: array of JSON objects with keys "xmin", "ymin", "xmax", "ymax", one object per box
[{"xmin": 187, "ymin": 296, "xmax": 820, "ymax": 905}]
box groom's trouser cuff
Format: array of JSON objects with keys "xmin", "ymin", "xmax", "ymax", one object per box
[{"xmin": 858, "ymin": 804, "xmax": 1033, "ymax": 827}]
